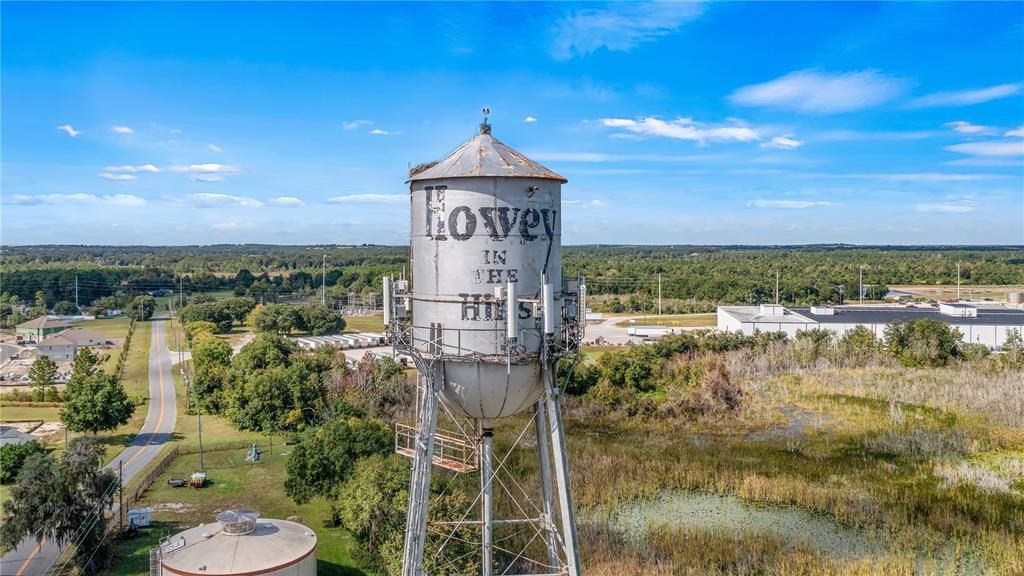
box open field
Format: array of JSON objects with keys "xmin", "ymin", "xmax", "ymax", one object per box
[
  {"xmin": 343, "ymin": 313, "xmax": 384, "ymax": 334},
  {"xmin": 613, "ymin": 313, "xmax": 717, "ymax": 328},
  {"xmin": 890, "ymin": 284, "xmax": 1024, "ymax": 301}
]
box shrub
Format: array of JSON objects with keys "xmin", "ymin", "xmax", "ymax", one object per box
[{"xmin": 0, "ymin": 441, "xmax": 42, "ymax": 483}]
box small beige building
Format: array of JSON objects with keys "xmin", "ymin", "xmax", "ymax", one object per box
[{"xmin": 34, "ymin": 333, "xmax": 77, "ymax": 362}]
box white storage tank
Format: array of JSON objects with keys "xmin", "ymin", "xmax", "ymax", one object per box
[
  {"xmin": 157, "ymin": 509, "xmax": 316, "ymax": 576},
  {"xmin": 408, "ymin": 121, "xmax": 565, "ymax": 421}
]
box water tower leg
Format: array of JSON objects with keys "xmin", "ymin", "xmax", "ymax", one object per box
[
  {"xmin": 480, "ymin": 425, "xmax": 494, "ymax": 576},
  {"xmin": 544, "ymin": 366, "xmax": 582, "ymax": 576},
  {"xmin": 534, "ymin": 399, "xmax": 560, "ymax": 569},
  {"xmin": 401, "ymin": 369, "xmax": 441, "ymax": 576}
]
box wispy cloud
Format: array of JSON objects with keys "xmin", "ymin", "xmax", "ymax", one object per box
[
  {"xmin": 817, "ymin": 129, "xmax": 935, "ymax": 142},
  {"xmin": 57, "ymin": 124, "xmax": 81, "ymax": 137},
  {"xmin": 3, "ymin": 193, "xmax": 146, "ymax": 206},
  {"xmin": 598, "ymin": 117, "xmax": 759, "ymax": 144},
  {"xmin": 945, "ymin": 140, "xmax": 1024, "ymax": 157},
  {"xmin": 563, "ymin": 199, "xmax": 609, "ymax": 207},
  {"xmin": 327, "ymin": 194, "xmax": 405, "ymax": 204},
  {"xmin": 212, "ymin": 222, "xmax": 243, "ymax": 230},
  {"xmin": 208, "ymin": 144, "xmax": 223, "ymax": 152},
  {"xmin": 98, "ymin": 172, "xmax": 137, "ymax": 181},
  {"xmin": 525, "ymin": 151, "xmax": 725, "ymax": 163},
  {"xmin": 111, "ymin": 125, "xmax": 134, "ymax": 134},
  {"xmin": 369, "ymin": 129, "xmax": 394, "ymax": 135},
  {"xmin": 343, "ymin": 120, "xmax": 372, "ymax": 130},
  {"xmin": 945, "ymin": 121, "xmax": 995, "ymax": 135},
  {"xmin": 551, "ymin": 2, "xmax": 703, "ymax": 60},
  {"xmin": 761, "ymin": 135, "xmax": 804, "ymax": 150},
  {"xmin": 524, "ymin": 116, "xmax": 537, "ymax": 123},
  {"xmin": 846, "ymin": 172, "xmax": 1004, "ymax": 182},
  {"xmin": 730, "ymin": 69, "xmax": 906, "ymax": 114},
  {"xmin": 909, "ymin": 83, "xmax": 1021, "ymax": 108},
  {"xmin": 268, "ymin": 196, "xmax": 304, "ymax": 207},
  {"xmin": 914, "ymin": 199, "xmax": 975, "ymax": 213},
  {"xmin": 747, "ymin": 199, "xmax": 834, "ymax": 209},
  {"xmin": 1005, "ymin": 126, "xmax": 1024, "ymax": 138},
  {"xmin": 191, "ymin": 192, "xmax": 262, "ymax": 208},
  {"xmin": 106, "ymin": 164, "xmax": 160, "ymax": 173}
]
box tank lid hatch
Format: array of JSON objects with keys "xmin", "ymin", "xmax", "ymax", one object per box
[
  {"xmin": 216, "ymin": 508, "xmax": 260, "ymax": 535},
  {"xmin": 408, "ymin": 126, "xmax": 567, "ymax": 183}
]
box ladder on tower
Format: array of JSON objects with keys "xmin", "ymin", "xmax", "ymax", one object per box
[{"xmin": 395, "ymin": 423, "xmax": 479, "ymax": 473}]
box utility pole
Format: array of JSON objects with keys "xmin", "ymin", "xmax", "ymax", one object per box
[
  {"xmin": 322, "ymin": 254, "xmax": 327, "ymax": 306},
  {"xmin": 198, "ymin": 409, "xmax": 205, "ymax": 471},
  {"xmin": 657, "ymin": 273, "xmax": 662, "ymax": 316},
  {"xmin": 957, "ymin": 262, "xmax": 961, "ymax": 301},
  {"xmin": 775, "ymin": 270, "xmax": 780, "ymax": 305},
  {"xmin": 75, "ymin": 275, "xmax": 79, "ymax": 312},
  {"xmin": 119, "ymin": 460, "xmax": 124, "ymax": 530},
  {"xmin": 859, "ymin": 265, "xmax": 864, "ymax": 305},
  {"xmin": 179, "ymin": 275, "xmax": 183, "ymax": 309}
]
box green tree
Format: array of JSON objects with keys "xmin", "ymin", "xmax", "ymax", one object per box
[
  {"xmin": 1, "ymin": 437, "xmax": 118, "ymax": 573},
  {"xmin": 179, "ymin": 302, "xmax": 234, "ymax": 333},
  {"xmin": 248, "ymin": 303, "xmax": 299, "ymax": 334},
  {"xmin": 227, "ymin": 361, "xmax": 323, "ymax": 434},
  {"xmin": 184, "ymin": 320, "xmax": 218, "ymax": 343},
  {"xmin": 0, "ymin": 441, "xmax": 42, "ymax": 483},
  {"xmin": 885, "ymin": 319, "xmax": 964, "ymax": 367},
  {"xmin": 53, "ymin": 300, "xmax": 78, "ymax": 315},
  {"xmin": 60, "ymin": 372, "xmax": 135, "ymax": 434},
  {"xmin": 297, "ymin": 303, "xmax": 346, "ymax": 336},
  {"xmin": 285, "ymin": 416, "xmax": 392, "ymax": 504},
  {"xmin": 837, "ymin": 325, "xmax": 881, "ymax": 366},
  {"xmin": 232, "ymin": 333, "xmax": 296, "ymax": 374},
  {"xmin": 191, "ymin": 334, "xmax": 233, "ymax": 413},
  {"xmin": 29, "ymin": 355, "xmax": 59, "ymax": 400},
  {"xmin": 222, "ymin": 297, "xmax": 257, "ymax": 326},
  {"xmin": 128, "ymin": 295, "xmax": 157, "ymax": 320},
  {"xmin": 72, "ymin": 347, "xmax": 102, "ymax": 379}
]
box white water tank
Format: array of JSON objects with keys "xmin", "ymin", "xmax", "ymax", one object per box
[
  {"xmin": 158, "ymin": 510, "xmax": 317, "ymax": 576},
  {"xmin": 408, "ymin": 122, "xmax": 565, "ymax": 421}
]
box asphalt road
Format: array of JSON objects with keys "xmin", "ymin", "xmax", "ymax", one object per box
[{"xmin": 1, "ymin": 317, "xmax": 177, "ymax": 576}]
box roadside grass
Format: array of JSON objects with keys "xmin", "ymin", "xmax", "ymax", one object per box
[
  {"xmin": 0, "ymin": 406, "xmax": 61, "ymax": 421},
  {"xmin": 343, "ymin": 314, "xmax": 384, "ymax": 333},
  {"xmin": 102, "ymin": 450, "xmax": 368, "ymax": 576},
  {"xmin": 612, "ymin": 313, "xmax": 717, "ymax": 328}
]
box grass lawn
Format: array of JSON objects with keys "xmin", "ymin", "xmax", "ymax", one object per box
[
  {"xmin": 343, "ymin": 314, "xmax": 384, "ymax": 334},
  {"xmin": 103, "ymin": 450, "xmax": 368, "ymax": 576},
  {"xmin": 613, "ymin": 313, "xmax": 717, "ymax": 328},
  {"xmin": 0, "ymin": 406, "xmax": 61, "ymax": 421}
]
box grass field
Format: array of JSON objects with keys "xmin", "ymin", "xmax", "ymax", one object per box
[
  {"xmin": 0, "ymin": 406, "xmax": 61, "ymax": 421},
  {"xmin": 343, "ymin": 313, "xmax": 384, "ymax": 333},
  {"xmin": 613, "ymin": 313, "xmax": 717, "ymax": 328}
]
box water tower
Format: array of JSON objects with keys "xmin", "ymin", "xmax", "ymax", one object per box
[{"xmin": 385, "ymin": 112, "xmax": 586, "ymax": 576}]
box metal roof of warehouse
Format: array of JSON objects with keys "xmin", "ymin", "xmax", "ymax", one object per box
[{"xmin": 791, "ymin": 307, "xmax": 1024, "ymax": 326}]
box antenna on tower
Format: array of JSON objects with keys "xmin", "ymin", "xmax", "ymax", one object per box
[{"xmin": 480, "ymin": 106, "xmax": 492, "ymax": 134}]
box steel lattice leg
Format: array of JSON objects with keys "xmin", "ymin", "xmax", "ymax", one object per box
[
  {"xmin": 534, "ymin": 399, "xmax": 560, "ymax": 569},
  {"xmin": 544, "ymin": 364, "xmax": 582, "ymax": 576},
  {"xmin": 480, "ymin": 425, "xmax": 494, "ymax": 576},
  {"xmin": 402, "ymin": 366, "xmax": 441, "ymax": 576}
]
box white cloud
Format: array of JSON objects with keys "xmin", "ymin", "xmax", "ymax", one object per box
[
  {"xmin": 910, "ymin": 83, "xmax": 1022, "ymax": 108},
  {"xmin": 192, "ymin": 175, "xmax": 224, "ymax": 183},
  {"xmin": 208, "ymin": 144, "xmax": 223, "ymax": 152},
  {"xmin": 369, "ymin": 129, "xmax": 390, "ymax": 135},
  {"xmin": 563, "ymin": 199, "xmax": 609, "ymax": 207},
  {"xmin": 327, "ymin": 194, "xmax": 405, "ymax": 204},
  {"xmin": 57, "ymin": 124, "xmax": 81, "ymax": 137},
  {"xmin": 761, "ymin": 135, "xmax": 804, "ymax": 150},
  {"xmin": 112, "ymin": 125, "xmax": 134, "ymax": 134},
  {"xmin": 551, "ymin": 2, "xmax": 703, "ymax": 60},
  {"xmin": 730, "ymin": 70, "xmax": 906, "ymax": 114},
  {"xmin": 914, "ymin": 199, "xmax": 975, "ymax": 213},
  {"xmin": 598, "ymin": 117, "xmax": 759, "ymax": 144},
  {"xmin": 945, "ymin": 140, "xmax": 1024, "ymax": 157},
  {"xmin": 106, "ymin": 164, "xmax": 160, "ymax": 173},
  {"xmin": 169, "ymin": 163, "xmax": 240, "ymax": 175},
  {"xmin": 191, "ymin": 193, "xmax": 262, "ymax": 208},
  {"xmin": 524, "ymin": 116, "xmax": 538, "ymax": 123},
  {"xmin": 818, "ymin": 130, "xmax": 935, "ymax": 141},
  {"xmin": 3, "ymin": 193, "xmax": 146, "ymax": 206},
  {"xmin": 944, "ymin": 121, "xmax": 994, "ymax": 135},
  {"xmin": 343, "ymin": 120, "xmax": 372, "ymax": 130},
  {"xmin": 212, "ymin": 222, "xmax": 242, "ymax": 230},
  {"xmin": 268, "ymin": 196, "xmax": 304, "ymax": 207},
  {"xmin": 98, "ymin": 172, "xmax": 138, "ymax": 181},
  {"xmin": 747, "ymin": 199, "xmax": 834, "ymax": 209},
  {"xmin": 1005, "ymin": 126, "xmax": 1024, "ymax": 138}
]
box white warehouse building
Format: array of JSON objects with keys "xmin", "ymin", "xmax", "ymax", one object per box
[{"xmin": 717, "ymin": 303, "xmax": 1024, "ymax": 349}]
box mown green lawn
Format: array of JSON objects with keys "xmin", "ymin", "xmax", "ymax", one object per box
[{"xmin": 343, "ymin": 314, "xmax": 384, "ymax": 334}]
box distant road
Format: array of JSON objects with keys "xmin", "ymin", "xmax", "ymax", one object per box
[{"xmin": 1, "ymin": 316, "xmax": 178, "ymax": 576}]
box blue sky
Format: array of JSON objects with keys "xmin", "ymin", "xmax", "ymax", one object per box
[{"xmin": 2, "ymin": 1, "xmax": 1023, "ymax": 245}]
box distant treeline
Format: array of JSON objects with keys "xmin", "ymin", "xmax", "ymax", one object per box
[{"xmin": 2, "ymin": 245, "xmax": 1022, "ymax": 310}]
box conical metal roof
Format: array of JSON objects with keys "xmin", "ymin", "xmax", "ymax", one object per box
[{"xmin": 408, "ymin": 123, "xmax": 567, "ymax": 183}]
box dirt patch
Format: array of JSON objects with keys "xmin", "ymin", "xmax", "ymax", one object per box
[
  {"xmin": 3, "ymin": 421, "xmax": 42, "ymax": 433},
  {"xmin": 33, "ymin": 421, "xmax": 66, "ymax": 438},
  {"xmin": 747, "ymin": 404, "xmax": 833, "ymax": 442},
  {"xmin": 150, "ymin": 502, "xmax": 198, "ymax": 514}
]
